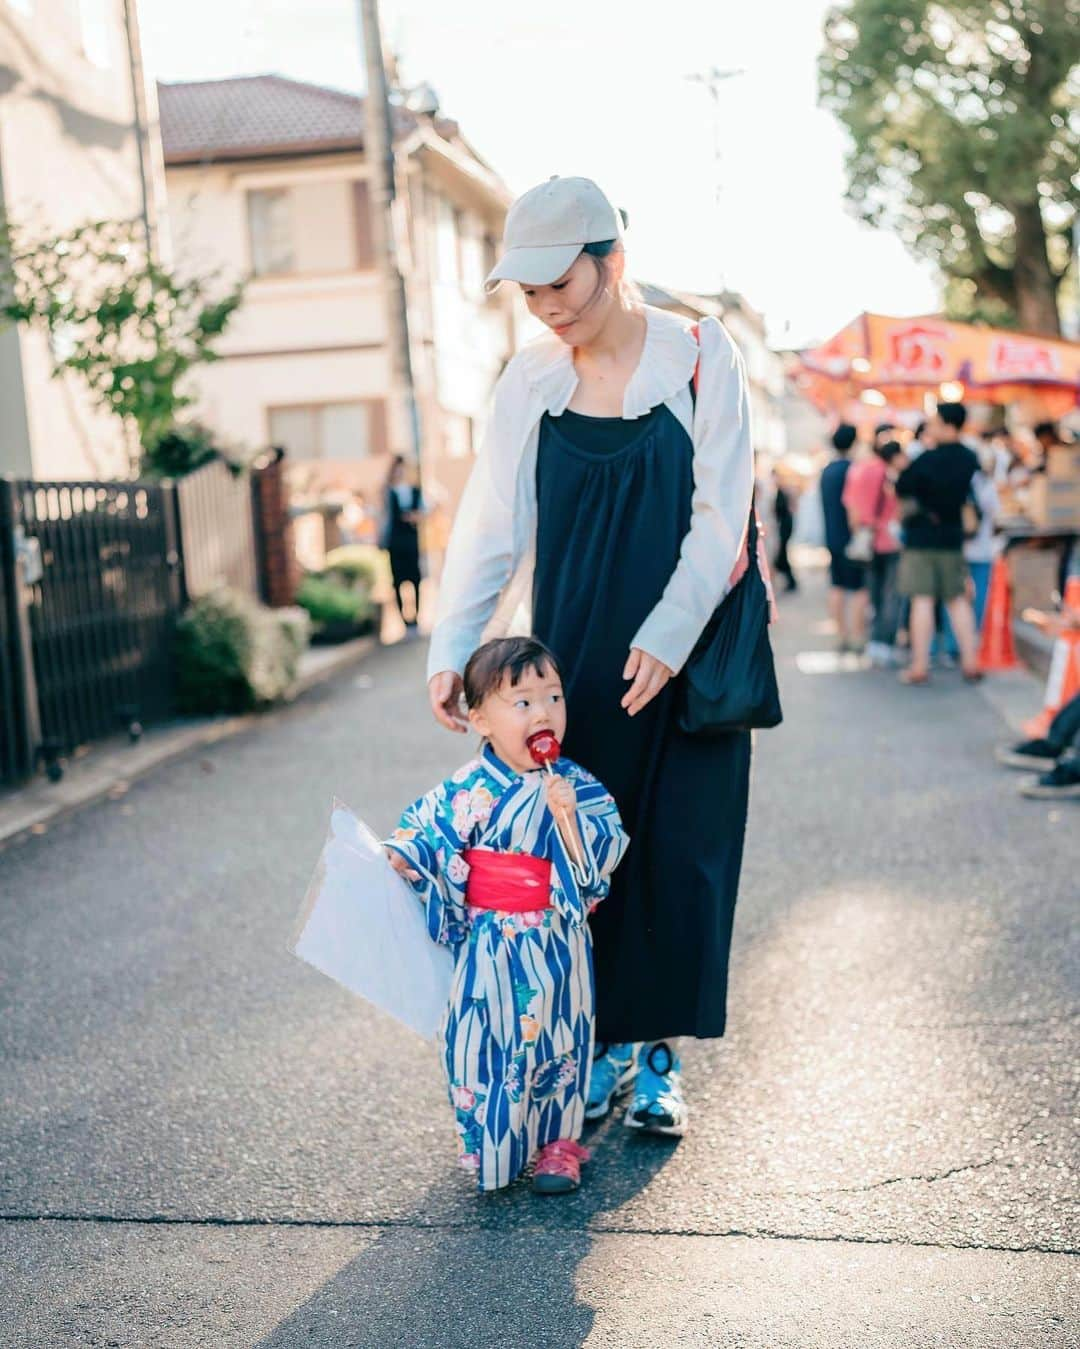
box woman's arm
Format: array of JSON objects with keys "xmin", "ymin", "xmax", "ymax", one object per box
[
  {"xmin": 630, "ymin": 317, "xmax": 755, "ymax": 676},
  {"xmin": 425, "ymin": 363, "xmax": 523, "ymax": 686}
]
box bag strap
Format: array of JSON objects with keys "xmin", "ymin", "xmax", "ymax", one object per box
[{"xmin": 689, "ymin": 322, "xmax": 701, "ymax": 406}]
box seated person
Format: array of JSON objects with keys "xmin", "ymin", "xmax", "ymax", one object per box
[{"xmin": 996, "ymin": 605, "xmax": 1080, "ymax": 799}]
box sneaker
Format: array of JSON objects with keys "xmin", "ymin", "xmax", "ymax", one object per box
[
  {"xmin": 1020, "ymin": 757, "xmax": 1080, "ymax": 799},
  {"xmin": 532, "ymin": 1139, "xmax": 590, "ymax": 1194},
  {"xmin": 623, "ymin": 1041, "xmax": 687, "ymax": 1137},
  {"xmin": 585, "ymin": 1042, "xmax": 637, "ymax": 1121},
  {"xmin": 995, "ymin": 740, "xmax": 1060, "ymax": 771},
  {"xmin": 866, "ymin": 641, "xmax": 899, "ymax": 668}
]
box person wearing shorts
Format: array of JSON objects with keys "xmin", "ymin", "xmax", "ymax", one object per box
[{"xmin": 894, "ymin": 402, "xmax": 981, "ymax": 685}]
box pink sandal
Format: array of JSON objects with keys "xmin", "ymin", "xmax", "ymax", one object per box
[{"xmin": 532, "ymin": 1139, "xmax": 590, "ymax": 1194}]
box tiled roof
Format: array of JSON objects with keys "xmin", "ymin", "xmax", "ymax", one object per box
[{"xmin": 157, "ymin": 74, "xmax": 414, "ymax": 164}]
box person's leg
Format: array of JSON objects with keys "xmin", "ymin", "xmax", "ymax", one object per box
[
  {"xmin": 944, "ymin": 593, "xmax": 979, "ymax": 675},
  {"xmin": 585, "ymin": 1042, "xmax": 638, "ymax": 1120},
  {"xmin": 878, "ymin": 552, "xmax": 901, "ymax": 647},
  {"xmin": 995, "ymin": 688, "xmax": 1080, "ymax": 769},
  {"xmin": 389, "ymin": 554, "xmax": 407, "ymax": 621},
  {"xmin": 969, "ymin": 561, "xmax": 992, "ymax": 631},
  {"xmin": 867, "ymin": 554, "xmax": 885, "ymax": 642},
  {"xmin": 943, "ymin": 555, "xmax": 976, "ymax": 674},
  {"xmin": 406, "ymin": 577, "xmax": 421, "ymax": 628},
  {"xmin": 907, "ymin": 595, "xmax": 935, "ymax": 678},
  {"xmin": 849, "ymin": 586, "xmax": 869, "ymax": 650},
  {"xmin": 1047, "ymin": 690, "xmax": 1080, "ymax": 753},
  {"xmin": 828, "ymin": 585, "xmax": 847, "ymax": 646}
]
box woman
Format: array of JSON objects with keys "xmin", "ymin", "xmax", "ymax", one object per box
[
  {"xmin": 426, "ymin": 176, "xmax": 756, "ymax": 1136},
  {"xmin": 382, "ymin": 456, "xmax": 424, "ymax": 637}
]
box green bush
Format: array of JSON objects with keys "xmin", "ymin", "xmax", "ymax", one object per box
[
  {"xmin": 296, "ymin": 573, "xmax": 377, "ymax": 633},
  {"xmin": 323, "ymin": 544, "xmax": 385, "ymax": 593},
  {"xmin": 174, "ymin": 588, "xmax": 310, "ymax": 714}
]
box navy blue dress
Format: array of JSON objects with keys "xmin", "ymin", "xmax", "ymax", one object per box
[{"xmin": 533, "ymin": 404, "xmax": 751, "ymax": 1043}]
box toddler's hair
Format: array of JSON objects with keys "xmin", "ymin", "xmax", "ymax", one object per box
[{"xmin": 463, "ymin": 637, "xmax": 563, "ymax": 710}]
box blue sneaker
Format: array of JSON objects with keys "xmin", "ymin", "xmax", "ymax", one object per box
[
  {"xmin": 585, "ymin": 1042, "xmax": 637, "ymax": 1120},
  {"xmin": 624, "ymin": 1041, "xmax": 687, "ymax": 1136}
]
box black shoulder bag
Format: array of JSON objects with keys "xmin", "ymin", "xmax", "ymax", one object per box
[{"xmin": 676, "ymin": 326, "xmax": 783, "ymax": 737}]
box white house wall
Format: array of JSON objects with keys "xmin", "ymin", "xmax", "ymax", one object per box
[{"xmin": 0, "ymin": 0, "xmax": 162, "ymax": 480}]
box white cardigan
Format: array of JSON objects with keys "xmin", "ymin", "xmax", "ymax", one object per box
[{"xmin": 427, "ymin": 304, "xmax": 755, "ymax": 681}]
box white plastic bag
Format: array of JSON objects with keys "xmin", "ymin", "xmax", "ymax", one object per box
[{"xmin": 291, "ymin": 799, "xmax": 454, "ymax": 1040}]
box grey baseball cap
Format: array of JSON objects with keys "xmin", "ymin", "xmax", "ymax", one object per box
[{"xmin": 484, "ymin": 176, "xmax": 625, "ymax": 293}]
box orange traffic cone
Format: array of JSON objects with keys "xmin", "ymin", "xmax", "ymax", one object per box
[
  {"xmin": 978, "ymin": 556, "xmax": 1021, "ymax": 673},
  {"xmin": 1023, "ymin": 573, "xmax": 1080, "ymax": 735}
]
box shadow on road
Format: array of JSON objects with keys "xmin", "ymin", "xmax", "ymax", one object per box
[{"xmin": 257, "ymin": 1114, "xmax": 678, "ymax": 1349}]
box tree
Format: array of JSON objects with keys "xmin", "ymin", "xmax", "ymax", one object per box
[
  {"xmin": 0, "ymin": 216, "xmax": 245, "ymax": 472},
  {"xmin": 819, "ymin": 1, "xmax": 1079, "ymax": 335}
]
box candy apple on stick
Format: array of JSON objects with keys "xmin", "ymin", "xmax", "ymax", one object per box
[{"xmin": 526, "ymin": 731, "xmax": 586, "ymax": 872}]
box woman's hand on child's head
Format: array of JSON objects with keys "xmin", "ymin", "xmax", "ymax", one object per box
[
  {"xmin": 544, "ymin": 774, "xmax": 577, "ymax": 817},
  {"xmin": 385, "ymin": 847, "xmax": 421, "ymax": 882},
  {"xmin": 429, "ymin": 671, "xmax": 469, "ymax": 734}
]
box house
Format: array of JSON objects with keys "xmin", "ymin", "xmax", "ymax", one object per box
[
  {"xmin": 158, "ymin": 73, "xmax": 517, "ymax": 547},
  {"xmin": 641, "ymin": 284, "xmax": 788, "ymax": 462},
  {"xmin": 0, "ymin": 0, "xmax": 166, "ymax": 480}
]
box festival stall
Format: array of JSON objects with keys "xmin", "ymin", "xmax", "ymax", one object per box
[{"xmin": 795, "ymin": 314, "xmax": 1080, "ymax": 673}]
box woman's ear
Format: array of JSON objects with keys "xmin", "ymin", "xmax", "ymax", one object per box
[{"xmin": 608, "ymin": 249, "xmax": 626, "ymax": 285}]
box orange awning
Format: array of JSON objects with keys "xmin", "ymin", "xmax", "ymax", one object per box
[{"xmin": 796, "ymin": 313, "xmax": 1080, "ymax": 418}]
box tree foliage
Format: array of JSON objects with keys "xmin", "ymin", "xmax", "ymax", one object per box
[
  {"xmin": 819, "ymin": 1, "xmax": 1079, "ymax": 334},
  {"xmin": 0, "ymin": 216, "xmax": 245, "ymax": 466}
]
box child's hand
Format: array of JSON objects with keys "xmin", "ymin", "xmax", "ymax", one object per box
[
  {"xmin": 385, "ymin": 847, "xmax": 421, "ymax": 883},
  {"xmin": 544, "ymin": 774, "xmax": 577, "ymax": 817}
]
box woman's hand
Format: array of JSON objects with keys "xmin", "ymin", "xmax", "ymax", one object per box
[
  {"xmin": 429, "ymin": 670, "xmax": 469, "ymax": 733},
  {"xmin": 621, "ymin": 648, "xmax": 673, "ymax": 717}
]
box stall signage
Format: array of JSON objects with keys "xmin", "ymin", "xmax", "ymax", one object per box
[
  {"xmin": 988, "ymin": 338, "xmax": 1062, "ymax": 381},
  {"xmin": 883, "ymin": 323, "xmax": 952, "ymax": 379}
]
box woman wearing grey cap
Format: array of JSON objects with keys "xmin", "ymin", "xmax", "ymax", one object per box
[{"xmin": 426, "ymin": 176, "xmax": 757, "ymax": 1138}]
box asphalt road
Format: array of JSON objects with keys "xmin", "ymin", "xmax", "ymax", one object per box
[{"xmin": 1, "ymin": 573, "xmax": 1077, "ymax": 1348}]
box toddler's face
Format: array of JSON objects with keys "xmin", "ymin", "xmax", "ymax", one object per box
[{"xmin": 469, "ymin": 663, "xmax": 567, "ymax": 775}]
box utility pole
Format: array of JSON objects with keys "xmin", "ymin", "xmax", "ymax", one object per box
[
  {"xmin": 686, "ymin": 66, "xmax": 744, "ymax": 294},
  {"xmin": 354, "ymin": 0, "xmax": 423, "ymax": 478}
]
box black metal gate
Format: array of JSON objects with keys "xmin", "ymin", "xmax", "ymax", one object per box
[
  {"xmin": 6, "ymin": 478, "xmax": 183, "ymax": 771},
  {"xmin": 0, "ymin": 481, "xmax": 34, "ymax": 785}
]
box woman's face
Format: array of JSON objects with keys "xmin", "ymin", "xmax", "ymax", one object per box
[{"xmin": 519, "ymin": 251, "xmax": 620, "ymax": 346}]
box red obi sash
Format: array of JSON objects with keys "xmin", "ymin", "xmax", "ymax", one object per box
[{"xmin": 463, "ymin": 849, "xmax": 552, "ymax": 912}]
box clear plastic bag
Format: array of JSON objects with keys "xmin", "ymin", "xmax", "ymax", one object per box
[{"xmin": 291, "ymin": 799, "xmax": 454, "ymax": 1040}]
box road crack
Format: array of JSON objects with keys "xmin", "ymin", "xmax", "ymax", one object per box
[{"xmin": 0, "ymin": 1211, "xmax": 1075, "ymax": 1257}]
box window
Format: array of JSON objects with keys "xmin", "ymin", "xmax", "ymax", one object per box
[
  {"xmin": 269, "ymin": 403, "xmax": 372, "ymax": 461},
  {"xmin": 78, "ymin": 0, "xmax": 111, "ymax": 67},
  {"xmin": 247, "ymin": 189, "xmax": 295, "ymax": 277}
]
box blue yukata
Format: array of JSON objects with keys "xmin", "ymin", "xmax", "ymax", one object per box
[{"xmin": 386, "ymin": 743, "xmax": 628, "ymax": 1191}]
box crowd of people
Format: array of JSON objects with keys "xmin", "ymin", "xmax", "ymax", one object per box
[
  {"xmin": 771, "ymin": 407, "xmax": 1080, "ymax": 801},
  {"xmin": 799, "ymin": 407, "xmax": 1075, "ymax": 678}
]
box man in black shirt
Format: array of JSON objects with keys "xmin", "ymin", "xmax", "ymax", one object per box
[{"xmin": 894, "ymin": 402, "xmax": 981, "ymax": 684}]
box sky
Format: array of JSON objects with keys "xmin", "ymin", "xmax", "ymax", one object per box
[{"xmin": 137, "ymin": 0, "xmax": 941, "ymax": 349}]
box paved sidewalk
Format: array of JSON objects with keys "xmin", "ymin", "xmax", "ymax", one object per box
[{"xmin": 0, "ymin": 635, "xmax": 376, "ymax": 848}]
